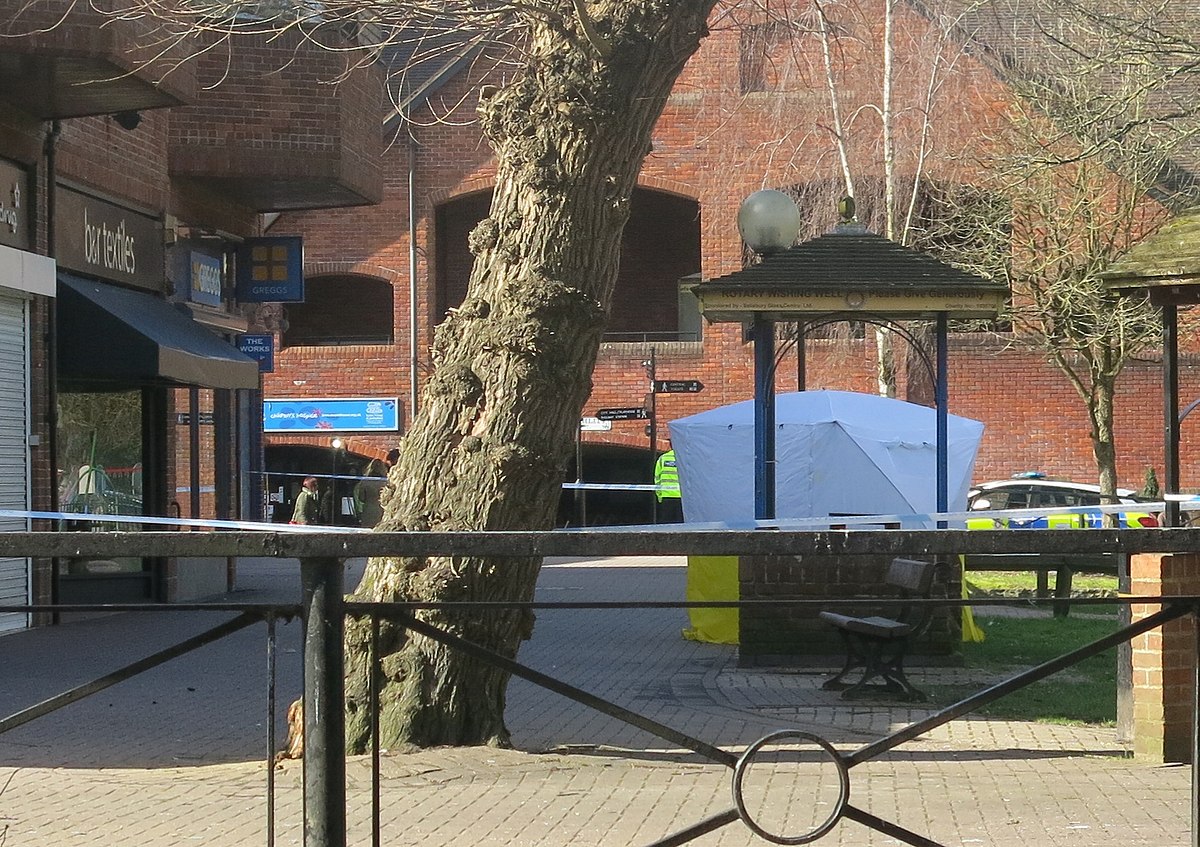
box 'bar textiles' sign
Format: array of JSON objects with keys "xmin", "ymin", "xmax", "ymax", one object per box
[{"xmin": 55, "ymin": 187, "xmax": 164, "ymax": 291}]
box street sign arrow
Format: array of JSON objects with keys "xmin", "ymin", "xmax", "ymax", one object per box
[
  {"xmin": 653, "ymin": 379, "xmax": 704, "ymax": 394},
  {"xmin": 596, "ymin": 407, "xmax": 651, "ymax": 421}
]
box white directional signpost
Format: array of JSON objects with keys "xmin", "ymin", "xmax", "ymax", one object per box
[
  {"xmin": 588, "ymin": 349, "xmax": 706, "ymax": 524},
  {"xmin": 576, "ymin": 418, "xmax": 613, "ymax": 526}
]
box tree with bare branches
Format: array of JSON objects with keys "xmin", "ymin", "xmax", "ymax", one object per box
[
  {"xmin": 335, "ymin": 0, "xmax": 720, "ymax": 749},
  {"xmin": 7, "ymin": 0, "xmax": 724, "ymax": 749},
  {"xmin": 943, "ymin": 0, "xmax": 1200, "ymax": 505}
]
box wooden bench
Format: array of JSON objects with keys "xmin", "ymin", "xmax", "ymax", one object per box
[{"xmin": 819, "ymin": 557, "xmax": 938, "ymax": 702}]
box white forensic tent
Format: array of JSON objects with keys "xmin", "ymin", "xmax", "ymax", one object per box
[{"xmin": 668, "ymin": 390, "xmax": 984, "ymax": 527}]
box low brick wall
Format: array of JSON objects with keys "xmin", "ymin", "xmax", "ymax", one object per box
[
  {"xmin": 738, "ymin": 554, "xmax": 961, "ymax": 667},
  {"xmin": 1130, "ymin": 552, "xmax": 1199, "ymax": 763}
]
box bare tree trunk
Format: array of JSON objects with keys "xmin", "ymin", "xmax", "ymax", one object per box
[
  {"xmin": 815, "ymin": 1, "xmax": 855, "ymax": 199},
  {"xmin": 340, "ymin": 2, "xmax": 718, "ymax": 752},
  {"xmin": 1088, "ymin": 376, "xmax": 1121, "ymax": 525},
  {"xmin": 876, "ymin": 0, "xmax": 897, "ymax": 398}
]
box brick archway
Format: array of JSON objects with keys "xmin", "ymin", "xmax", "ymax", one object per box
[{"xmin": 433, "ymin": 184, "xmax": 702, "ymax": 341}]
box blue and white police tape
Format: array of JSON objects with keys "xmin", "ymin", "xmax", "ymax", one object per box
[
  {"xmin": 0, "ymin": 509, "xmax": 372, "ymax": 533},
  {"xmin": 2, "ymin": 498, "xmax": 1185, "ymax": 537},
  {"xmin": 563, "ymin": 500, "xmax": 1181, "ymax": 533},
  {"xmin": 256, "ymin": 471, "xmax": 383, "ymax": 482},
  {"xmin": 562, "ymin": 482, "xmax": 666, "ymax": 491}
]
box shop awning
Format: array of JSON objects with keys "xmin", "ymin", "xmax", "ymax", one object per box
[{"xmin": 57, "ymin": 274, "xmax": 260, "ymax": 391}]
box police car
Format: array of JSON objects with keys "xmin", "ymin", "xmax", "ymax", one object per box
[{"xmin": 966, "ymin": 472, "xmax": 1158, "ymax": 529}]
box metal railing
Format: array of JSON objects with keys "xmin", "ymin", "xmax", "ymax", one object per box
[
  {"xmin": 601, "ymin": 331, "xmax": 702, "ymax": 344},
  {"xmin": 2, "ymin": 527, "xmax": 1199, "ymax": 847}
]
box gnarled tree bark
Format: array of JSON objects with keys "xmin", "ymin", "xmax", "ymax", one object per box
[{"xmin": 341, "ymin": 0, "xmax": 718, "ymax": 751}]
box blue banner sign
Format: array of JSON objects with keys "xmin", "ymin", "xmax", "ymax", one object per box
[
  {"xmin": 263, "ymin": 397, "xmax": 400, "ymax": 433},
  {"xmin": 237, "ymin": 333, "xmax": 275, "ymax": 373},
  {"xmin": 189, "ymin": 251, "xmax": 223, "ymax": 306},
  {"xmin": 235, "ymin": 236, "xmax": 304, "ymax": 302}
]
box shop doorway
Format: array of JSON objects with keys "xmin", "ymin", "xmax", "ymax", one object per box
[{"xmin": 56, "ymin": 389, "xmax": 156, "ymax": 602}]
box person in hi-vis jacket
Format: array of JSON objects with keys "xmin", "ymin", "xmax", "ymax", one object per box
[{"xmin": 654, "ymin": 443, "xmax": 683, "ymax": 523}]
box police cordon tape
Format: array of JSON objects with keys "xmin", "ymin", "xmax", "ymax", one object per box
[
  {"xmin": 263, "ymin": 477, "xmax": 671, "ymax": 491},
  {"xmin": 0, "ymin": 509, "xmax": 371, "ymax": 533},
  {"xmin": 259, "ymin": 472, "xmax": 672, "ymax": 491},
  {"xmin": 563, "ymin": 499, "xmax": 1193, "ymax": 533},
  {"xmin": 256, "ymin": 471, "xmax": 1200, "ymax": 505},
  {"xmin": 258, "ymin": 471, "xmax": 382, "ymax": 482},
  {"xmin": 562, "ymin": 482, "xmax": 665, "ymax": 491},
  {"xmin": 0, "ymin": 498, "xmax": 1191, "ymax": 535}
]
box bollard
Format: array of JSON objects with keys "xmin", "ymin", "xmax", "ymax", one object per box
[{"xmin": 301, "ymin": 556, "xmax": 347, "ymax": 847}]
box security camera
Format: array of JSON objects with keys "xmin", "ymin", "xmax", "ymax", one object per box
[{"xmin": 114, "ymin": 111, "xmax": 142, "ymax": 131}]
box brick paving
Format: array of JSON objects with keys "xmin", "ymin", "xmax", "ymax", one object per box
[{"xmin": 0, "ymin": 555, "xmax": 1191, "ymax": 846}]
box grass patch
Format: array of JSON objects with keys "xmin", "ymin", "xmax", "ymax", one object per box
[
  {"xmin": 966, "ymin": 570, "xmax": 1118, "ymax": 596},
  {"xmin": 929, "ymin": 614, "xmax": 1119, "ymax": 725}
]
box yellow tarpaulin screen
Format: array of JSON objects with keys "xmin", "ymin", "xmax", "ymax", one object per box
[
  {"xmin": 680, "ymin": 554, "xmax": 983, "ymax": 644},
  {"xmin": 682, "ymin": 555, "xmax": 739, "ymax": 644}
]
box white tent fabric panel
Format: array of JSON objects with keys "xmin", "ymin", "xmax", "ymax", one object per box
[
  {"xmin": 668, "ymin": 390, "xmax": 984, "ymax": 527},
  {"xmin": 0, "ymin": 293, "xmax": 29, "ymax": 634}
]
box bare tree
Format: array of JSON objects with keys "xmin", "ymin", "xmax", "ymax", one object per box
[
  {"xmin": 722, "ymin": 0, "xmax": 991, "ymax": 396},
  {"xmin": 942, "ymin": 0, "xmax": 1200, "ymax": 504},
  {"xmin": 337, "ymin": 0, "xmax": 720, "ymax": 750},
  {"xmin": 7, "ymin": 0, "xmax": 726, "ymax": 748}
]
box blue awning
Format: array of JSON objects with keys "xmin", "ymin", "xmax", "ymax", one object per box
[{"xmin": 57, "ymin": 274, "xmax": 260, "ymax": 390}]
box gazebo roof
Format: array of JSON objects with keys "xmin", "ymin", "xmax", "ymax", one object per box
[
  {"xmin": 695, "ymin": 224, "xmax": 1007, "ymax": 321},
  {"xmin": 1102, "ymin": 209, "xmax": 1200, "ymax": 292}
]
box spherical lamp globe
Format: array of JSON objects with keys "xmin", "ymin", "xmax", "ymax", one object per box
[{"xmin": 737, "ymin": 189, "xmax": 801, "ymax": 254}]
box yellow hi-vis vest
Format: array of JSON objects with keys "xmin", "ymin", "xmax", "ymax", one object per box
[{"xmin": 654, "ymin": 450, "xmax": 681, "ymax": 501}]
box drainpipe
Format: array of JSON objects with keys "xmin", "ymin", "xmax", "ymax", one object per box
[
  {"xmin": 44, "ymin": 119, "xmax": 61, "ymax": 613},
  {"xmin": 407, "ymin": 115, "xmax": 419, "ymax": 419}
]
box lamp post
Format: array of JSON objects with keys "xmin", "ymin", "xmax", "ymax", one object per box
[
  {"xmin": 330, "ymin": 438, "xmax": 343, "ymax": 526},
  {"xmin": 737, "ymin": 190, "xmax": 802, "ymax": 521}
]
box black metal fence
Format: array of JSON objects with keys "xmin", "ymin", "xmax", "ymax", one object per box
[{"xmin": 2, "ymin": 527, "xmax": 1199, "ymax": 847}]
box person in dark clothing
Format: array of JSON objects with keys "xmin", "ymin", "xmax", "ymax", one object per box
[{"xmin": 290, "ymin": 476, "xmax": 320, "ymax": 525}]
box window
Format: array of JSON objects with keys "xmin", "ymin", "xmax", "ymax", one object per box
[
  {"xmin": 438, "ymin": 188, "xmax": 701, "ymax": 344},
  {"xmin": 993, "ymin": 487, "xmax": 1029, "ymax": 509},
  {"xmin": 740, "ymin": 22, "xmax": 789, "ymax": 93},
  {"xmin": 282, "ymin": 275, "xmax": 394, "ymax": 347}
]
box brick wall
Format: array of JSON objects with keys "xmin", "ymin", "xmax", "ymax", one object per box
[
  {"xmin": 263, "ymin": 3, "xmax": 1200, "ymax": 497},
  {"xmin": 1129, "ymin": 553, "xmax": 1198, "ymax": 763},
  {"xmin": 168, "ymin": 28, "xmax": 384, "ymax": 205}
]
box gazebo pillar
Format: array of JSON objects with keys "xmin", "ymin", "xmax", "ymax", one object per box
[
  {"xmin": 936, "ymin": 313, "xmax": 949, "ymax": 526},
  {"xmin": 752, "ymin": 315, "xmax": 776, "ymax": 520}
]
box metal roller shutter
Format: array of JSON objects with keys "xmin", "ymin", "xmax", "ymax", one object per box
[{"xmin": 0, "ymin": 293, "xmax": 28, "ymax": 634}]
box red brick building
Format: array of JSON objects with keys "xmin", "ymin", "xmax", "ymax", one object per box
[
  {"xmin": 263, "ymin": 4, "xmax": 1200, "ymax": 526},
  {"xmin": 0, "ymin": 4, "xmax": 386, "ymax": 619}
]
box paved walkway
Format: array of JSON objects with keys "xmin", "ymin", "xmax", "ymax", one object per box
[{"xmin": 0, "ymin": 556, "xmax": 1190, "ymax": 846}]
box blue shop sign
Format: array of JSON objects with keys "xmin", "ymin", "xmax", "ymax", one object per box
[
  {"xmin": 189, "ymin": 251, "xmax": 223, "ymax": 306},
  {"xmin": 264, "ymin": 397, "xmax": 400, "ymax": 433},
  {"xmin": 237, "ymin": 333, "xmax": 274, "ymax": 373},
  {"xmin": 235, "ymin": 236, "xmax": 304, "ymax": 302}
]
